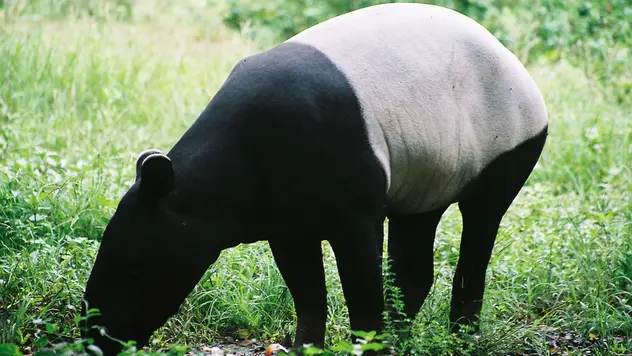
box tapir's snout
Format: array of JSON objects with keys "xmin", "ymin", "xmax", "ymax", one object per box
[
  {"xmin": 80, "ymin": 303, "xmax": 121, "ymax": 356},
  {"xmin": 80, "ymin": 294, "xmax": 151, "ymax": 356},
  {"xmin": 86, "ymin": 332, "xmax": 149, "ymax": 356},
  {"xmin": 81, "ymin": 314, "xmax": 150, "ymax": 356},
  {"xmin": 84, "ymin": 331, "xmax": 124, "ymax": 356}
]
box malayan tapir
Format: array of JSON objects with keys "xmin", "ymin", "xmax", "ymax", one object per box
[{"xmin": 81, "ymin": 3, "xmax": 548, "ymax": 354}]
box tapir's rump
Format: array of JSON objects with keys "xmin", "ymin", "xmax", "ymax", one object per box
[{"xmin": 285, "ymin": 3, "xmax": 548, "ymax": 214}]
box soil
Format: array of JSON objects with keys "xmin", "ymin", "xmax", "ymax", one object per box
[
  {"xmin": 181, "ymin": 328, "xmax": 631, "ymax": 356},
  {"xmin": 184, "ymin": 338, "xmax": 275, "ymax": 356}
]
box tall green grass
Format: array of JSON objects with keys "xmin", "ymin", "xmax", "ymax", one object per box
[{"xmin": 0, "ymin": 1, "xmax": 630, "ymax": 355}]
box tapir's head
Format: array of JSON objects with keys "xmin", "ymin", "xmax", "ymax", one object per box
[{"xmin": 81, "ymin": 149, "xmax": 218, "ymax": 355}]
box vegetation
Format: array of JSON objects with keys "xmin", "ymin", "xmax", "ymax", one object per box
[
  {"xmin": 0, "ymin": 0, "xmax": 630, "ymax": 355},
  {"xmin": 223, "ymin": 0, "xmax": 632, "ymax": 103}
]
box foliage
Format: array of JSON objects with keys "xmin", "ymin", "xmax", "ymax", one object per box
[
  {"xmin": 220, "ymin": 0, "xmax": 632, "ymax": 103},
  {"xmin": 219, "ymin": 0, "xmax": 492, "ymax": 46},
  {"xmin": 530, "ymin": 0, "xmax": 632, "ymax": 104}
]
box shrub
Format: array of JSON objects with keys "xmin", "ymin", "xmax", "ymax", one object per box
[{"xmin": 220, "ymin": 0, "xmax": 632, "ymax": 103}]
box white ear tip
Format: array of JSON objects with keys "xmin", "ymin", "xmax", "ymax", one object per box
[
  {"xmin": 138, "ymin": 148, "xmax": 163, "ymax": 158},
  {"xmin": 143, "ymin": 153, "xmax": 171, "ymax": 165}
]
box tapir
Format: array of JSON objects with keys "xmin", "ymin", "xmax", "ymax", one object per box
[{"xmin": 81, "ymin": 3, "xmax": 548, "ymax": 354}]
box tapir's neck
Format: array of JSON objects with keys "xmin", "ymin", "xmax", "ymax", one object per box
[
  {"xmin": 161, "ymin": 103, "xmax": 270, "ymax": 250},
  {"xmin": 159, "ymin": 56, "xmax": 342, "ymax": 245},
  {"xmin": 167, "ymin": 75, "xmax": 262, "ymax": 211}
]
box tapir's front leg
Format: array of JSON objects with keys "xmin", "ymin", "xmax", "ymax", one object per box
[
  {"xmin": 329, "ymin": 217, "xmax": 385, "ymax": 344},
  {"xmin": 269, "ymin": 239, "xmax": 327, "ymax": 348}
]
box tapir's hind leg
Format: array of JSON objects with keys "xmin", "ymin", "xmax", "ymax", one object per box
[
  {"xmin": 269, "ymin": 239, "xmax": 327, "ymax": 348},
  {"xmin": 450, "ymin": 127, "xmax": 548, "ymax": 334},
  {"xmin": 386, "ymin": 206, "xmax": 448, "ymax": 321}
]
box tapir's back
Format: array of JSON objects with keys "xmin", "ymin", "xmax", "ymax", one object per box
[{"xmin": 286, "ymin": 3, "xmax": 548, "ymax": 214}]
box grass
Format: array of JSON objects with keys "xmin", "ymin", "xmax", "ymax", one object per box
[{"xmin": 1, "ymin": 0, "xmax": 631, "ymax": 355}]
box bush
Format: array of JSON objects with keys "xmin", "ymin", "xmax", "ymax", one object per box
[
  {"xmin": 531, "ymin": 0, "xmax": 631, "ymax": 103},
  {"xmin": 220, "ymin": 0, "xmax": 632, "ymax": 103},
  {"xmin": 220, "ymin": 0, "xmax": 486, "ymax": 45}
]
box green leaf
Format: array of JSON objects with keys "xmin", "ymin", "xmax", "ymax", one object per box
[
  {"xmin": 361, "ymin": 342, "xmax": 389, "ymax": 351},
  {"xmin": 34, "ymin": 351, "xmax": 56, "ymax": 356},
  {"xmin": 350, "ymin": 329, "xmax": 376, "ymax": 340},
  {"xmin": 168, "ymin": 344, "xmax": 189, "ymax": 353},
  {"xmin": 33, "ymin": 336, "xmax": 49, "ymax": 349},
  {"xmin": 0, "ymin": 344, "xmax": 22, "ymax": 356},
  {"xmin": 45, "ymin": 323, "xmax": 59, "ymax": 333},
  {"xmin": 330, "ymin": 341, "xmax": 354, "ymax": 352},
  {"xmin": 298, "ymin": 345, "xmax": 328, "ymax": 355}
]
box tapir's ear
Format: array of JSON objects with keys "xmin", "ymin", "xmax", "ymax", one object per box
[
  {"xmin": 139, "ymin": 153, "xmax": 174, "ymax": 199},
  {"xmin": 136, "ymin": 149, "xmax": 164, "ymax": 181}
]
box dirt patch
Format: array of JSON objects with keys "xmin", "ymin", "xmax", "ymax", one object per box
[
  {"xmin": 181, "ymin": 330, "xmax": 631, "ymax": 355},
  {"xmin": 513, "ymin": 327, "xmax": 631, "ymax": 355},
  {"xmin": 184, "ymin": 338, "xmax": 284, "ymax": 356}
]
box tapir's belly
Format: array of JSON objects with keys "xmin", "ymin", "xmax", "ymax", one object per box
[{"xmin": 287, "ymin": 3, "xmax": 548, "ymax": 214}]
